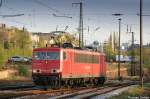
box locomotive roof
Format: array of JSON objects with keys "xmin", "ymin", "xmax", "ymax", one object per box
[
  {"xmin": 33, "ymin": 47, "xmax": 105, "ymax": 55},
  {"xmin": 62, "ymin": 48, "xmax": 104, "ymax": 55},
  {"xmin": 33, "ymin": 47, "xmax": 60, "ymax": 51}
]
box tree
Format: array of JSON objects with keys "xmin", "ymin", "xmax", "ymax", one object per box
[
  {"xmin": 4, "ymin": 40, "xmax": 9, "ymax": 49},
  {"xmin": 104, "ymin": 33, "xmax": 117, "ymax": 62},
  {"xmin": 37, "ymin": 36, "xmax": 46, "ymax": 47},
  {"xmin": 0, "ymin": 25, "xmax": 32, "ymax": 68},
  {"xmin": 48, "ymin": 33, "xmax": 79, "ymax": 47}
]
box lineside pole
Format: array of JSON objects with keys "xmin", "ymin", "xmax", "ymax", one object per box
[
  {"xmin": 118, "ymin": 18, "xmax": 121, "ymax": 80},
  {"xmin": 140, "ymin": 0, "xmax": 143, "ymax": 88},
  {"xmin": 72, "ymin": 2, "xmax": 83, "ymax": 48}
]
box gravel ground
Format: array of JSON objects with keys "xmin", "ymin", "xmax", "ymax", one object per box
[{"xmin": 92, "ymin": 85, "xmax": 138, "ymax": 99}]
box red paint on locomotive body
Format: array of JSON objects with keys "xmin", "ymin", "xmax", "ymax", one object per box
[
  {"xmin": 32, "ymin": 47, "xmax": 60, "ymax": 75},
  {"xmin": 61, "ymin": 49, "xmax": 106, "ymax": 78},
  {"xmin": 32, "ymin": 47, "xmax": 106, "ymax": 85}
]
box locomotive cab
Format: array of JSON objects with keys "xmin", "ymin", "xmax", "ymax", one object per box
[{"xmin": 32, "ymin": 47, "xmax": 61, "ymax": 86}]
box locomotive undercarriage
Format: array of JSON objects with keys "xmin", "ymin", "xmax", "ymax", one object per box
[{"xmin": 32, "ymin": 74, "xmax": 106, "ymax": 89}]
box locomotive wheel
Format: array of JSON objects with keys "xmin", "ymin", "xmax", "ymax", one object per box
[
  {"xmin": 76, "ymin": 79, "xmax": 81, "ymax": 87},
  {"xmin": 51, "ymin": 80, "xmax": 59, "ymax": 89},
  {"xmin": 93, "ymin": 79, "xmax": 98, "ymax": 86},
  {"xmin": 51, "ymin": 80, "xmax": 55, "ymax": 89},
  {"xmin": 69, "ymin": 80, "xmax": 74, "ymax": 88},
  {"xmin": 73, "ymin": 79, "xmax": 80, "ymax": 88},
  {"xmin": 65, "ymin": 80, "xmax": 70, "ymax": 88},
  {"xmin": 98, "ymin": 77, "xmax": 106, "ymax": 85},
  {"xmin": 78, "ymin": 78, "xmax": 84, "ymax": 87}
]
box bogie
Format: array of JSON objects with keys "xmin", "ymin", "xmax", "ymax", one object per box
[{"xmin": 33, "ymin": 76, "xmax": 106, "ymax": 89}]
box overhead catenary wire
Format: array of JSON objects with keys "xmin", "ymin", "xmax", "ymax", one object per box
[
  {"xmin": 0, "ymin": 13, "xmax": 24, "ymax": 18},
  {"xmin": 52, "ymin": 13, "xmax": 72, "ymax": 19},
  {"xmin": 31, "ymin": 0, "xmax": 66, "ymax": 16},
  {"xmin": 2, "ymin": 18, "xmax": 30, "ymax": 26}
]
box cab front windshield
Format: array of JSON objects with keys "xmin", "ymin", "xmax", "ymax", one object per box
[{"xmin": 34, "ymin": 52, "xmax": 60, "ymax": 60}]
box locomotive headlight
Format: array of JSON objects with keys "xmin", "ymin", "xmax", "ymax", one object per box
[
  {"xmin": 51, "ymin": 68, "xmax": 60, "ymax": 73},
  {"xmin": 33, "ymin": 69, "xmax": 36, "ymax": 73},
  {"xmin": 32, "ymin": 69, "xmax": 41, "ymax": 73}
]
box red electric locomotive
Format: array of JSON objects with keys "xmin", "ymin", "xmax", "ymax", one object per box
[{"xmin": 32, "ymin": 45, "xmax": 106, "ymax": 87}]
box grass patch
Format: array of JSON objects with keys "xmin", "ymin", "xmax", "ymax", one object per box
[
  {"xmin": 127, "ymin": 87, "xmax": 144, "ymax": 96},
  {"xmin": 109, "ymin": 87, "xmax": 143, "ymax": 99},
  {"xmin": 108, "ymin": 85, "xmax": 150, "ymax": 99},
  {"xmin": 108, "ymin": 93, "xmax": 131, "ymax": 99}
]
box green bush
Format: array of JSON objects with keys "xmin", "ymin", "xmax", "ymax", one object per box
[
  {"xmin": 0, "ymin": 44, "xmax": 6, "ymax": 69},
  {"xmin": 17, "ymin": 65, "xmax": 29, "ymax": 76},
  {"xmin": 143, "ymin": 59, "xmax": 150, "ymax": 69}
]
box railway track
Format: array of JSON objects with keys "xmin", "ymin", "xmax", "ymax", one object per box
[
  {"xmin": 0, "ymin": 79, "xmax": 146, "ymax": 99},
  {"xmin": 0, "ymin": 85, "xmax": 96, "ymax": 99},
  {"xmin": 2, "ymin": 80, "xmax": 136, "ymax": 99},
  {"xmin": 0, "ymin": 84, "xmax": 35, "ymax": 90},
  {"xmin": 50, "ymin": 81, "xmax": 136, "ymax": 99}
]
